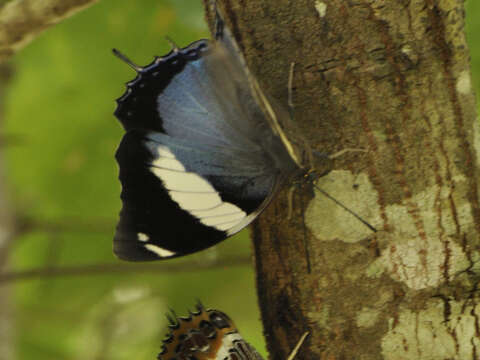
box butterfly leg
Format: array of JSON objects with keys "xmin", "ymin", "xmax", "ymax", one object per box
[
  {"xmin": 287, "ymin": 180, "xmax": 313, "ymax": 273},
  {"xmin": 328, "ymin": 147, "xmax": 368, "ymax": 160},
  {"xmin": 287, "ymin": 185, "xmax": 296, "ymax": 220},
  {"xmin": 301, "ymin": 182, "xmax": 315, "ymax": 274},
  {"xmin": 288, "ymin": 62, "xmax": 296, "ymax": 115}
]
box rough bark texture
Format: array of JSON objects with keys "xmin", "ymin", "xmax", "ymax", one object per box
[
  {"xmin": 0, "ymin": 0, "xmax": 99, "ymax": 63},
  {"xmin": 207, "ymin": 0, "xmax": 479, "ymax": 359}
]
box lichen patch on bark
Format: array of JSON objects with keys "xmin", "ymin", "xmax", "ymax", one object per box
[
  {"xmin": 369, "ymin": 177, "xmax": 473, "ymax": 289},
  {"xmin": 356, "ymin": 306, "xmax": 381, "ymax": 328},
  {"xmin": 473, "ymin": 117, "xmax": 480, "ymax": 167},
  {"xmin": 305, "ymin": 170, "xmax": 380, "ymax": 242},
  {"xmin": 372, "ymin": 232, "xmax": 468, "ymax": 290},
  {"xmin": 456, "ymin": 70, "xmax": 472, "ymax": 95},
  {"xmin": 314, "ymin": 1, "xmax": 327, "ymax": 18},
  {"xmin": 382, "ymin": 299, "xmax": 480, "ymax": 359},
  {"xmin": 307, "ymin": 169, "xmax": 472, "ymax": 289}
]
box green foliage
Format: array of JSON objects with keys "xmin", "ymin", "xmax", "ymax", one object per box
[
  {"xmin": 5, "ymin": 1, "xmax": 262, "ymax": 359},
  {"xmin": 4, "ymin": 1, "xmax": 480, "ymax": 359}
]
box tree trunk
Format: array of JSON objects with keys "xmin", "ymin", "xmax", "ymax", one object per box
[{"xmin": 207, "ymin": 0, "xmax": 479, "ymax": 359}]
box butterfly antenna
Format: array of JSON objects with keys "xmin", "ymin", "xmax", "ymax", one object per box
[
  {"xmin": 298, "ymin": 186, "xmax": 313, "ymax": 274},
  {"xmin": 214, "ymin": 16, "xmax": 223, "ymax": 41},
  {"xmin": 313, "ymin": 184, "xmax": 377, "ymax": 232},
  {"xmin": 288, "ymin": 185, "xmax": 312, "ymax": 273},
  {"xmin": 286, "ymin": 331, "xmax": 310, "ymax": 360},
  {"xmin": 328, "ymin": 148, "xmax": 367, "ymax": 160},
  {"xmin": 212, "ymin": 0, "xmax": 225, "ymax": 40},
  {"xmin": 302, "ymin": 213, "xmax": 312, "ymax": 274},
  {"xmin": 112, "ymin": 48, "xmax": 143, "ymax": 72}
]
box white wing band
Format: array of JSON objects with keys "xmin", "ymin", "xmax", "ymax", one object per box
[{"xmin": 150, "ymin": 145, "xmax": 247, "ymax": 232}]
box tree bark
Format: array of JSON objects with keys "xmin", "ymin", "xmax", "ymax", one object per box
[{"xmin": 207, "ymin": 0, "xmax": 479, "ymax": 359}]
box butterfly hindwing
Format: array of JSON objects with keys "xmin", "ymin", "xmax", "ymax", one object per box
[
  {"xmin": 114, "ymin": 128, "xmax": 276, "ymax": 260},
  {"xmin": 158, "ymin": 304, "xmax": 264, "ymax": 360}
]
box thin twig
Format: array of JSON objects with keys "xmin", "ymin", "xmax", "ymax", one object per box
[
  {"xmin": 0, "ymin": 256, "xmax": 252, "ymax": 283},
  {"xmin": 0, "ymin": 0, "xmax": 99, "ymax": 62},
  {"xmin": 0, "ymin": 133, "xmax": 24, "ymax": 146},
  {"xmin": 15, "ymin": 216, "xmax": 115, "ymax": 235}
]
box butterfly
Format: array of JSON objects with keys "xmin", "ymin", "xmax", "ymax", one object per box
[
  {"xmin": 112, "ymin": 3, "xmax": 326, "ymax": 261},
  {"xmin": 158, "ymin": 302, "xmax": 308, "ymax": 360}
]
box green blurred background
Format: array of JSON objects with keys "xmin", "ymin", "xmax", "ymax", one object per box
[{"xmin": 3, "ymin": 0, "xmax": 480, "ymax": 359}]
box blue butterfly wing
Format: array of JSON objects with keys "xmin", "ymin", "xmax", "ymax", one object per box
[{"xmin": 114, "ymin": 34, "xmax": 296, "ymax": 260}]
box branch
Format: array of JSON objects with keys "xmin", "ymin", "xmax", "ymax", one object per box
[
  {"xmin": 0, "ymin": 0, "xmax": 99, "ymax": 62},
  {"xmin": 0, "ymin": 133, "xmax": 24, "ymax": 146},
  {"xmin": 15, "ymin": 215, "xmax": 115, "ymax": 235},
  {"xmin": 0, "ymin": 255, "xmax": 252, "ymax": 283}
]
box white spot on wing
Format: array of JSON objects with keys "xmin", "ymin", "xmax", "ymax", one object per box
[
  {"xmin": 144, "ymin": 244, "xmax": 176, "ymax": 258},
  {"xmin": 315, "ymin": 1, "xmax": 327, "ymax": 17},
  {"xmin": 216, "ymin": 333, "xmax": 244, "ymax": 360},
  {"xmin": 137, "ymin": 233, "xmax": 149, "ymax": 242}
]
